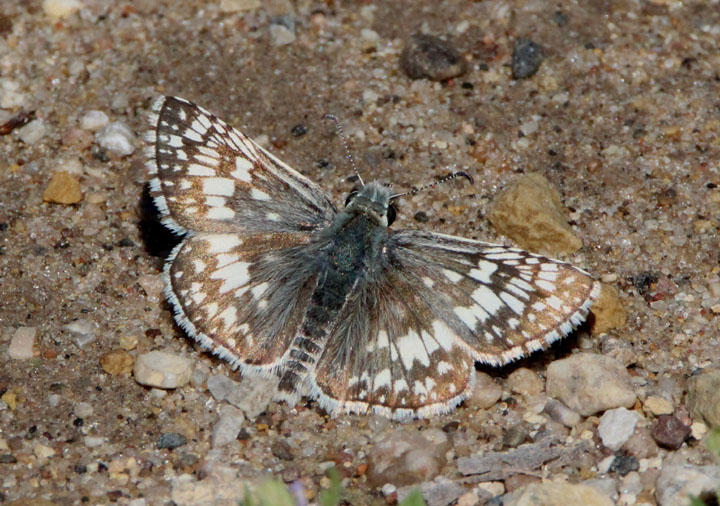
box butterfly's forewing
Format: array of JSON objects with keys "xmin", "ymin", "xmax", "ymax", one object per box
[
  {"xmin": 146, "ymin": 96, "xmax": 336, "ymax": 235},
  {"xmin": 145, "ymin": 96, "xmax": 334, "ymax": 374},
  {"xmin": 310, "ymin": 230, "xmax": 600, "ymax": 419}
]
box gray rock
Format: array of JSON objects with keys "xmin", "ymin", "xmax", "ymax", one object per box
[
  {"xmin": 64, "ymin": 319, "xmax": 97, "ymax": 348},
  {"xmin": 686, "ymin": 368, "xmax": 720, "ymax": 427},
  {"xmin": 511, "ymin": 38, "xmax": 544, "ymax": 79},
  {"xmin": 8, "ymin": 327, "xmax": 36, "ymax": 359},
  {"xmin": 79, "ymin": 110, "xmax": 109, "ymax": 131},
  {"xmin": 656, "ymin": 463, "xmax": 720, "ymax": 506},
  {"xmin": 269, "ymin": 23, "xmax": 295, "ymax": 46},
  {"xmin": 368, "ymin": 428, "xmax": 450, "ymax": 487},
  {"xmin": 544, "ymin": 398, "xmax": 581, "ymax": 427},
  {"xmin": 133, "ymin": 351, "xmax": 194, "ymax": 389},
  {"xmin": 597, "ymin": 407, "xmax": 639, "ymax": 451},
  {"xmin": 400, "ymin": 33, "xmax": 466, "ymax": 81},
  {"xmin": 96, "ymin": 121, "xmax": 135, "ymax": 156},
  {"xmin": 505, "ymin": 482, "xmax": 613, "ymax": 506},
  {"xmin": 398, "ymin": 477, "xmax": 465, "ymax": 506},
  {"xmin": 226, "ymin": 374, "xmax": 278, "ymax": 419},
  {"xmin": 211, "ymin": 406, "xmax": 244, "ymax": 448},
  {"xmin": 18, "ymin": 118, "xmax": 48, "ymax": 144},
  {"xmin": 206, "ymin": 374, "xmax": 237, "ymax": 402},
  {"xmin": 546, "ymin": 353, "xmax": 636, "ymax": 416}
]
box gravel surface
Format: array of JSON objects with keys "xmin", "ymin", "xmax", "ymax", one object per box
[{"xmin": 2, "ymin": 1, "xmax": 720, "ymax": 504}]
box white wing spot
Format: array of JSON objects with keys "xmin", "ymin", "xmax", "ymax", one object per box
[
  {"xmin": 536, "ymin": 280, "xmax": 557, "ymax": 292},
  {"xmin": 187, "ymin": 164, "xmax": 215, "ymax": 176},
  {"xmin": 437, "ymin": 361, "xmax": 452, "ymax": 375},
  {"xmin": 471, "ymin": 284, "xmax": 503, "ymax": 317},
  {"xmin": 442, "ymin": 269, "xmax": 463, "ymax": 283},
  {"xmin": 396, "ymin": 330, "xmax": 431, "ymax": 370},
  {"xmin": 231, "ymin": 157, "xmax": 253, "ymax": 182},
  {"xmin": 218, "ymin": 306, "xmax": 238, "ymax": 329},
  {"xmin": 210, "ymin": 261, "xmax": 250, "ymax": 294},
  {"xmin": 204, "ymin": 234, "xmax": 242, "ymax": 253},
  {"xmin": 373, "ymin": 369, "xmax": 391, "ymax": 391},
  {"xmin": 251, "ymin": 282, "xmax": 269, "ymax": 299},
  {"xmin": 250, "ymin": 188, "xmax": 271, "ymax": 201},
  {"xmin": 377, "ymin": 330, "xmax": 389, "ymax": 349},
  {"xmin": 430, "ymin": 320, "xmax": 455, "ymax": 351},
  {"xmin": 499, "ymin": 291, "xmax": 525, "ymax": 315},
  {"xmin": 469, "ymin": 260, "xmax": 498, "ymax": 283},
  {"xmin": 183, "ymin": 128, "xmax": 203, "ymax": 143}
]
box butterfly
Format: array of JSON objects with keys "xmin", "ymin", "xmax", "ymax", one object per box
[{"xmin": 145, "ymin": 96, "xmax": 600, "ymax": 420}]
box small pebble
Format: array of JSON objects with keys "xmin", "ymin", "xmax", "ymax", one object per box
[
  {"xmin": 0, "ymin": 79, "xmax": 26, "ymax": 109},
  {"xmin": 656, "ymin": 463, "xmax": 720, "ymax": 506},
  {"xmin": 609, "ymin": 454, "xmax": 639, "ymax": 476},
  {"xmin": 269, "ymin": 23, "xmax": 296, "ymax": 46},
  {"xmin": 271, "ymin": 439, "xmax": 294, "ymax": 461},
  {"xmin": 488, "ymin": 172, "xmax": 582, "ymax": 256},
  {"xmin": 133, "ymin": 351, "xmax": 194, "ymax": 389},
  {"xmin": 211, "ymin": 406, "xmax": 244, "ymax": 448},
  {"xmin": 546, "ymin": 353, "xmax": 636, "ymax": 416},
  {"xmin": 18, "ymin": 118, "xmax": 47, "ymax": 144},
  {"xmin": 84, "ymin": 436, "xmax": 105, "ymax": 448},
  {"xmin": 368, "ymin": 429, "xmax": 450, "ymax": 487},
  {"xmin": 42, "ymin": 0, "xmax": 82, "ymax": 18},
  {"xmin": 33, "ymin": 443, "xmax": 55, "ymax": 459},
  {"xmin": 466, "ymin": 371, "xmax": 502, "ymax": 409},
  {"xmin": 543, "ymin": 398, "xmax": 581, "ymax": 427},
  {"xmin": 95, "ymin": 121, "xmax": 136, "ymax": 157},
  {"xmin": 598, "ymin": 407, "xmax": 639, "ymax": 451},
  {"xmin": 219, "ymin": 0, "xmax": 260, "ymax": 12},
  {"xmin": 47, "ymin": 394, "xmax": 61, "ymax": 408},
  {"xmin": 590, "ymin": 284, "xmax": 627, "ymax": 335},
  {"xmin": 43, "ymin": 171, "xmax": 82, "ymax": 205},
  {"xmin": 226, "ymin": 375, "xmax": 279, "ymax": 419},
  {"xmin": 118, "ymin": 334, "xmax": 138, "ymax": 351},
  {"xmin": 100, "ymin": 349, "xmax": 134, "ymax": 375},
  {"xmin": 8, "ymin": 327, "xmax": 36, "ymax": 359},
  {"xmin": 506, "ymin": 367, "xmax": 543, "ymax": 398},
  {"xmin": 511, "ymin": 38, "xmax": 545, "ymax": 79},
  {"xmin": 73, "ymin": 401, "xmax": 93, "ymax": 418},
  {"xmin": 686, "ymin": 369, "xmax": 720, "ymax": 426},
  {"xmin": 651, "ymin": 414, "xmax": 690, "ymax": 449},
  {"xmin": 643, "ymin": 395, "xmax": 674, "ymax": 416},
  {"xmin": 157, "ymin": 432, "xmax": 187, "ymax": 450},
  {"xmin": 504, "ymin": 482, "xmax": 613, "ymax": 506},
  {"xmin": 400, "ymin": 33, "xmax": 466, "ymax": 81},
  {"xmin": 79, "ymin": 110, "xmax": 109, "ymax": 131},
  {"xmin": 207, "ymin": 374, "xmax": 238, "ymax": 402},
  {"xmin": 64, "ymin": 319, "xmax": 96, "ymax": 347}
]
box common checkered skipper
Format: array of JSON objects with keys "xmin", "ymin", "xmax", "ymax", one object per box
[{"xmin": 145, "ymin": 96, "xmax": 600, "ymax": 420}]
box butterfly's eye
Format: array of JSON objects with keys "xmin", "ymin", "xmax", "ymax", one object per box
[
  {"xmin": 344, "ymin": 190, "xmax": 359, "ymax": 207},
  {"xmin": 387, "ymin": 204, "xmax": 397, "ymax": 226}
]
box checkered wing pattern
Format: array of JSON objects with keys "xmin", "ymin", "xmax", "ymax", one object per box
[
  {"xmin": 164, "ymin": 232, "xmax": 321, "ymax": 375},
  {"xmin": 310, "ymin": 230, "xmax": 600, "ymax": 419},
  {"xmin": 146, "ymin": 96, "xmax": 336, "ymax": 236},
  {"xmin": 145, "ymin": 96, "xmax": 335, "ymax": 374}
]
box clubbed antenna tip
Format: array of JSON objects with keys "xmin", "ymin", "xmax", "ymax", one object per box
[{"xmin": 391, "ymin": 170, "xmax": 474, "ymax": 200}]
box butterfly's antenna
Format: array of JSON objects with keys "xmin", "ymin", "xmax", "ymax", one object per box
[
  {"xmin": 324, "ymin": 113, "xmax": 364, "ymax": 186},
  {"xmin": 390, "ymin": 170, "xmax": 474, "ymax": 200}
]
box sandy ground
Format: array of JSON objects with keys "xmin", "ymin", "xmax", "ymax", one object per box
[{"xmin": 1, "ymin": 0, "xmax": 720, "ymax": 504}]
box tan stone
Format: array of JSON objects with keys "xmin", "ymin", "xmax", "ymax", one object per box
[
  {"xmin": 43, "ymin": 171, "xmax": 82, "ymax": 204},
  {"xmin": 100, "ymin": 349, "xmax": 134, "ymax": 375},
  {"xmin": 687, "ymin": 369, "xmax": 720, "ymax": 427},
  {"xmin": 590, "ymin": 284, "xmax": 626, "ymax": 335},
  {"xmin": 488, "ymin": 173, "xmax": 582, "ymax": 257},
  {"xmin": 505, "ymin": 481, "xmax": 614, "ymax": 506}
]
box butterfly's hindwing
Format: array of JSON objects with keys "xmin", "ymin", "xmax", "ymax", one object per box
[
  {"xmin": 308, "ymin": 230, "xmax": 600, "ymax": 419},
  {"xmin": 164, "ymin": 231, "xmax": 322, "ymax": 375}
]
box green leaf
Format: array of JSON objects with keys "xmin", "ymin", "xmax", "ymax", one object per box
[
  {"xmin": 706, "ymin": 426, "xmax": 720, "ymax": 461},
  {"xmin": 688, "ymin": 495, "xmax": 708, "ymax": 506},
  {"xmin": 398, "ymin": 489, "xmax": 426, "ymax": 506},
  {"xmin": 318, "ymin": 467, "xmax": 342, "ymax": 506},
  {"xmin": 249, "ymin": 479, "xmax": 296, "ymax": 506}
]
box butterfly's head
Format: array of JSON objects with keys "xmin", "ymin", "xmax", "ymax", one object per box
[{"xmin": 344, "ymin": 181, "xmax": 396, "ymax": 227}]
